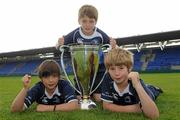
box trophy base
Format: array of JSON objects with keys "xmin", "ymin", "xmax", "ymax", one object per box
[{"xmin": 80, "ymin": 98, "xmax": 96, "ymax": 110}]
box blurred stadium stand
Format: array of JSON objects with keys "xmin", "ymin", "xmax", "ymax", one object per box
[
  {"xmin": 0, "ymin": 30, "xmax": 180, "ymax": 76},
  {"xmin": 132, "ymin": 46, "xmax": 180, "ymax": 72}
]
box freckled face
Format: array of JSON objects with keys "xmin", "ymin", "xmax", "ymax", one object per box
[{"xmin": 108, "ymin": 65, "xmax": 129, "ymax": 84}]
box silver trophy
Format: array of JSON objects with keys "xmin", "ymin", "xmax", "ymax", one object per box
[{"xmin": 59, "ymin": 44, "xmax": 110, "ymax": 109}]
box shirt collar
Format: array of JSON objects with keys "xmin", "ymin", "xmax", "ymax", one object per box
[
  {"xmin": 45, "ymin": 86, "xmax": 61, "ymax": 99},
  {"xmin": 79, "ymin": 27, "xmax": 98, "ymax": 39},
  {"xmin": 113, "ymin": 82, "xmax": 133, "ymax": 96}
]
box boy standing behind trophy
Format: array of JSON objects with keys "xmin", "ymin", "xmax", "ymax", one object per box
[{"xmin": 56, "ymin": 4, "xmax": 117, "ymax": 102}]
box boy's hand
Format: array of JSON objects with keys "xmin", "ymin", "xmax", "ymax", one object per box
[
  {"xmin": 56, "ymin": 36, "xmax": 64, "ymax": 49},
  {"xmin": 109, "ymin": 37, "xmax": 117, "ymax": 49},
  {"xmin": 22, "ymin": 74, "xmax": 31, "ymax": 89},
  {"xmin": 128, "ymin": 72, "xmax": 140, "ymax": 88}
]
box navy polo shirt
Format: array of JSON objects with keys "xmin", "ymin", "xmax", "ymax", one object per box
[
  {"xmin": 63, "ymin": 27, "xmax": 109, "ymax": 67},
  {"xmin": 101, "ymin": 73, "xmax": 157, "ymax": 105},
  {"xmin": 24, "ymin": 80, "xmax": 77, "ymax": 108}
]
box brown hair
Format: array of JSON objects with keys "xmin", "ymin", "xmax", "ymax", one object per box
[
  {"xmin": 104, "ymin": 48, "xmax": 134, "ymax": 70},
  {"xmin": 78, "ymin": 4, "xmax": 98, "ymax": 21},
  {"xmin": 38, "ymin": 59, "xmax": 60, "ymax": 79}
]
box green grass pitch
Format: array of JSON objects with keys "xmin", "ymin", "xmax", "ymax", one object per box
[{"xmin": 0, "ymin": 73, "xmax": 180, "ymax": 120}]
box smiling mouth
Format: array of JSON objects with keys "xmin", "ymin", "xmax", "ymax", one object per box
[{"xmin": 48, "ymin": 84, "xmax": 55, "ymax": 87}]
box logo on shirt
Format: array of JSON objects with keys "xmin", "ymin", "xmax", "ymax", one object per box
[
  {"xmin": 53, "ymin": 96, "xmax": 60, "ymax": 103},
  {"xmin": 112, "ymin": 93, "xmax": 119, "ymax": 100},
  {"xmin": 42, "ymin": 97, "xmax": 48, "ymax": 104},
  {"xmin": 91, "ymin": 39, "xmax": 99, "ymax": 45},
  {"xmin": 77, "ymin": 38, "xmax": 84, "ymax": 44},
  {"xmin": 124, "ymin": 96, "xmax": 131, "ymax": 103}
]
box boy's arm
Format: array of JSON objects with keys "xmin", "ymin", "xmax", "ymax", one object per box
[
  {"xmin": 109, "ymin": 37, "xmax": 117, "ymax": 49},
  {"xmin": 134, "ymin": 83, "xmax": 159, "ymax": 119},
  {"xmin": 36, "ymin": 101, "xmax": 79, "ymax": 112},
  {"xmin": 103, "ymin": 101, "xmax": 141, "ymax": 113},
  {"xmin": 11, "ymin": 75, "xmax": 31, "ymax": 112},
  {"xmin": 56, "ymin": 29, "xmax": 77, "ymax": 49},
  {"xmin": 56, "ymin": 36, "xmax": 64, "ymax": 49},
  {"xmin": 129, "ymin": 72, "xmax": 159, "ymax": 119}
]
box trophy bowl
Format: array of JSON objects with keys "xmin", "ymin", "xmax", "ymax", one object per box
[{"xmin": 59, "ymin": 44, "xmax": 110, "ymax": 109}]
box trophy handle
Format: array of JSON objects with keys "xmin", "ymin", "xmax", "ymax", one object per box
[
  {"xmin": 89, "ymin": 70, "xmax": 107, "ymax": 95},
  {"xmin": 101, "ymin": 44, "xmax": 112, "ymax": 52},
  {"xmin": 59, "ymin": 45, "xmax": 69, "ymax": 52},
  {"xmin": 60, "ymin": 45, "xmax": 81, "ymax": 95},
  {"xmin": 89, "ymin": 44, "xmax": 111, "ymax": 95}
]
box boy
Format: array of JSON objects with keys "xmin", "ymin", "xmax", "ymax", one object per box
[
  {"xmin": 101, "ymin": 48, "xmax": 163, "ymax": 119},
  {"xmin": 11, "ymin": 59, "xmax": 78, "ymax": 112},
  {"xmin": 56, "ymin": 4, "xmax": 117, "ymax": 102}
]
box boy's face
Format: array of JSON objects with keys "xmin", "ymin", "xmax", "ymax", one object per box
[
  {"xmin": 79, "ymin": 16, "xmax": 96, "ymax": 35},
  {"xmin": 41, "ymin": 75, "xmax": 59, "ymax": 91},
  {"xmin": 108, "ymin": 65, "xmax": 129, "ymax": 84}
]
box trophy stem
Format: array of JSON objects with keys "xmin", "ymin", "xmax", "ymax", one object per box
[{"xmin": 82, "ymin": 95, "xmax": 89, "ymax": 99}]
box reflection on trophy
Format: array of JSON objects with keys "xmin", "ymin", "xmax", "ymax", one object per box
[{"xmin": 60, "ymin": 44, "xmax": 110, "ymax": 109}]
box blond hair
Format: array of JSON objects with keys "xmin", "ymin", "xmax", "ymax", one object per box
[
  {"xmin": 78, "ymin": 4, "xmax": 98, "ymax": 21},
  {"xmin": 104, "ymin": 48, "xmax": 134, "ymax": 70}
]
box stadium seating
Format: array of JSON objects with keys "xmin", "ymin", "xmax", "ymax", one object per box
[
  {"xmin": 0, "ymin": 60, "xmax": 42, "ymax": 76},
  {"xmin": 0, "ymin": 46, "xmax": 180, "ymax": 76},
  {"xmin": 133, "ymin": 46, "xmax": 180, "ymax": 72},
  {"xmin": 13, "ymin": 60, "xmax": 42, "ymax": 75}
]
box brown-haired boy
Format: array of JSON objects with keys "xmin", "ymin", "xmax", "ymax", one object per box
[
  {"xmin": 11, "ymin": 59, "xmax": 78, "ymax": 112},
  {"xmin": 56, "ymin": 4, "xmax": 117, "ymax": 102}
]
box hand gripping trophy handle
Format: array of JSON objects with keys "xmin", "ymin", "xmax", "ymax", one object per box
[{"xmin": 59, "ymin": 44, "xmax": 111, "ymax": 110}]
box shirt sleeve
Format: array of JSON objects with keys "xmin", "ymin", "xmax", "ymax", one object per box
[
  {"xmin": 62, "ymin": 80, "xmax": 77, "ymax": 103},
  {"xmin": 97, "ymin": 28, "xmax": 110, "ymax": 44},
  {"xmin": 24, "ymin": 82, "xmax": 43, "ymax": 108},
  {"xmin": 64, "ymin": 28, "xmax": 78, "ymax": 45},
  {"xmin": 100, "ymin": 74, "xmax": 113, "ymax": 103},
  {"xmin": 140, "ymin": 80, "xmax": 156, "ymax": 101}
]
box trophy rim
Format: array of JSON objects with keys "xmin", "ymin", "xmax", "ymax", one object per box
[{"xmin": 69, "ymin": 44, "xmax": 100, "ymax": 51}]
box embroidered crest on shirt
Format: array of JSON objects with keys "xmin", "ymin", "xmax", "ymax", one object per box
[
  {"xmin": 42, "ymin": 97, "xmax": 48, "ymax": 104},
  {"xmin": 112, "ymin": 93, "xmax": 119, "ymax": 100},
  {"xmin": 124, "ymin": 96, "xmax": 131, "ymax": 103},
  {"xmin": 77, "ymin": 38, "xmax": 84, "ymax": 44}
]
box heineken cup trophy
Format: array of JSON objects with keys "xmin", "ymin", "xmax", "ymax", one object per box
[{"xmin": 59, "ymin": 44, "xmax": 110, "ymax": 109}]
